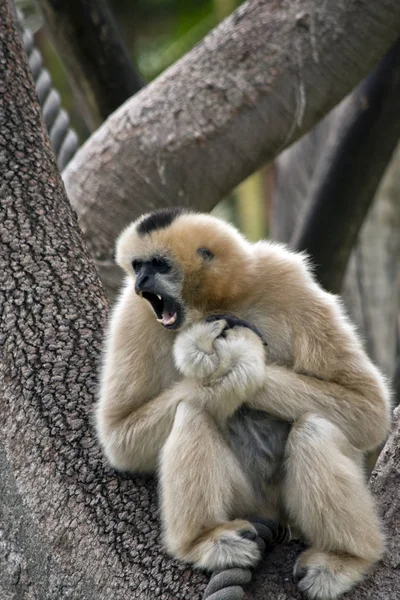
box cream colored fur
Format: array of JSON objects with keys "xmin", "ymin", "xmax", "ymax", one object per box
[{"xmin": 96, "ymin": 210, "xmax": 391, "ymax": 599}]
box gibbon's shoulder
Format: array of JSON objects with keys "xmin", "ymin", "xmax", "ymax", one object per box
[
  {"xmin": 251, "ymin": 240, "xmax": 359, "ymax": 337},
  {"xmin": 251, "ymin": 239, "xmax": 320, "ymax": 294}
]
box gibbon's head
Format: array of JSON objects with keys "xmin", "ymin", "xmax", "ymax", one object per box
[{"xmin": 116, "ymin": 208, "xmax": 253, "ymax": 330}]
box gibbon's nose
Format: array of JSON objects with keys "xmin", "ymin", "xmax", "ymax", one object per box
[
  {"xmin": 135, "ymin": 266, "xmax": 156, "ymax": 295},
  {"xmin": 135, "ymin": 271, "xmax": 150, "ymax": 294}
]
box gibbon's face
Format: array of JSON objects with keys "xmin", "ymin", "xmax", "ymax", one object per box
[{"xmin": 116, "ymin": 208, "xmax": 252, "ymax": 331}]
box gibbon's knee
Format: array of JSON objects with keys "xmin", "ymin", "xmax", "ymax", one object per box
[
  {"xmin": 283, "ymin": 413, "xmax": 384, "ymax": 561},
  {"xmin": 159, "ymin": 402, "xmax": 261, "ymax": 570}
]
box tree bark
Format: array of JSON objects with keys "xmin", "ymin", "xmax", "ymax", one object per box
[
  {"xmin": 63, "ymin": 0, "xmax": 400, "ymax": 297},
  {"xmin": 1, "ymin": 2, "xmax": 400, "ymax": 600},
  {"xmin": 272, "ymin": 108, "xmax": 400, "ymax": 382},
  {"xmin": 341, "ymin": 143, "xmax": 400, "ymax": 380},
  {"xmin": 35, "ymin": 0, "xmax": 144, "ymax": 131},
  {"xmin": 292, "ymin": 38, "xmax": 400, "ymax": 294},
  {"xmin": 0, "ymin": 3, "xmax": 207, "ymax": 599}
]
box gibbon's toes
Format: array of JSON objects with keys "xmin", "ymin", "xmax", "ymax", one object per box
[
  {"xmin": 248, "ymin": 517, "xmax": 287, "ymax": 545},
  {"xmin": 193, "ymin": 521, "xmax": 261, "ymax": 571},
  {"xmin": 238, "ymin": 529, "xmax": 257, "ymax": 541},
  {"xmin": 293, "ymin": 550, "xmax": 366, "ymax": 600}
]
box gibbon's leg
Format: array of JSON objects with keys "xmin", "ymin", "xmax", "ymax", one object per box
[
  {"xmin": 160, "ymin": 401, "xmax": 263, "ymax": 571},
  {"xmin": 283, "ymin": 413, "xmax": 384, "ymax": 600}
]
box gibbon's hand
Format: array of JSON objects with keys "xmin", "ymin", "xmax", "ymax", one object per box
[
  {"xmin": 206, "ymin": 314, "xmax": 268, "ymax": 347},
  {"xmin": 173, "ymin": 318, "xmax": 267, "ymax": 412}
]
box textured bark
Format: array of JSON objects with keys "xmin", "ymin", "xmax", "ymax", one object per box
[
  {"xmin": 0, "ymin": 3, "xmax": 206, "ymax": 599},
  {"xmin": 63, "ymin": 0, "xmax": 400, "ymax": 297},
  {"xmin": 36, "ymin": 0, "xmax": 144, "ymax": 131}
]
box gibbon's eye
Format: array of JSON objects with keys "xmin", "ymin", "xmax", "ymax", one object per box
[
  {"xmin": 197, "ymin": 247, "xmax": 214, "ymax": 261},
  {"xmin": 151, "ymin": 256, "xmax": 171, "ymax": 273},
  {"xmin": 132, "ymin": 259, "xmax": 143, "ymax": 273}
]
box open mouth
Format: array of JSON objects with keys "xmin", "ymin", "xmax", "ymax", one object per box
[{"xmin": 141, "ymin": 292, "xmax": 182, "ymax": 329}]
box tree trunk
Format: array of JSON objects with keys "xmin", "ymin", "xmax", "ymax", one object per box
[
  {"xmin": 1, "ymin": 2, "xmax": 400, "ymax": 600},
  {"xmin": 0, "ymin": 3, "xmax": 207, "ymax": 599},
  {"xmin": 63, "ymin": 0, "xmax": 400, "ymax": 297}
]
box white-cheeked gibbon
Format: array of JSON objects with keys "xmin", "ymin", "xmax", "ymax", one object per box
[{"xmin": 96, "ymin": 208, "xmax": 391, "ymax": 600}]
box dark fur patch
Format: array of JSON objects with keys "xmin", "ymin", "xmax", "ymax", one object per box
[
  {"xmin": 137, "ymin": 207, "xmax": 187, "ymax": 236},
  {"xmin": 226, "ymin": 406, "xmax": 290, "ymax": 502}
]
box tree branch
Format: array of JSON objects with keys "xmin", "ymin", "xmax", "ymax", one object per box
[
  {"xmin": 341, "ymin": 143, "xmax": 400, "ymax": 379},
  {"xmin": 271, "ymin": 109, "xmax": 400, "ymax": 381},
  {"xmin": 63, "ymin": 0, "xmax": 400, "ymax": 297},
  {"xmin": 292, "ymin": 38, "xmax": 400, "ymax": 293},
  {"xmin": 36, "ymin": 0, "xmax": 144, "ymax": 130}
]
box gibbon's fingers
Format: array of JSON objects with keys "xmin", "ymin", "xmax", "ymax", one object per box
[{"xmin": 206, "ymin": 314, "xmax": 268, "ymax": 347}]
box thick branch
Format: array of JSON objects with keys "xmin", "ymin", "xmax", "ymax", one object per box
[
  {"xmin": 272, "ymin": 110, "xmax": 400, "ymax": 381},
  {"xmin": 36, "ymin": 0, "xmax": 144, "ymax": 130},
  {"xmin": 341, "ymin": 143, "xmax": 400, "ymax": 379},
  {"xmin": 292, "ymin": 38, "xmax": 400, "ymax": 293},
  {"xmin": 63, "ymin": 0, "xmax": 400, "ymax": 296}
]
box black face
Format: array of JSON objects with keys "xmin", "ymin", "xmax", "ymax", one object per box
[{"xmin": 133, "ymin": 257, "xmax": 184, "ymax": 330}]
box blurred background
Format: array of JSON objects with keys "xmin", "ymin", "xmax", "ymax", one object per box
[{"xmin": 16, "ymin": 0, "xmax": 271, "ymax": 240}]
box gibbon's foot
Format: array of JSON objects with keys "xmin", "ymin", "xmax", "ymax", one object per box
[
  {"xmin": 185, "ymin": 519, "xmax": 262, "ymax": 571},
  {"xmin": 293, "ymin": 549, "xmax": 369, "ymax": 600}
]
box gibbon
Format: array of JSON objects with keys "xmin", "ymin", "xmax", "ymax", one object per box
[{"xmin": 96, "ymin": 208, "xmax": 391, "ymax": 600}]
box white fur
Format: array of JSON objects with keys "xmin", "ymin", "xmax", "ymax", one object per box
[{"xmin": 173, "ymin": 320, "xmax": 267, "ymax": 420}]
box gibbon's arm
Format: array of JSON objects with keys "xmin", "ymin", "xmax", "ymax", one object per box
[
  {"xmin": 96, "ymin": 283, "xmax": 187, "ymax": 473},
  {"xmin": 250, "ymin": 363, "xmax": 390, "ymax": 452},
  {"xmin": 173, "ymin": 310, "xmax": 390, "ymax": 451},
  {"xmin": 242, "ymin": 245, "xmax": 392, "ymax": 453},
  {"xmin": 250, "ymin": 300, "xmax": 390, "ymax": 452}
]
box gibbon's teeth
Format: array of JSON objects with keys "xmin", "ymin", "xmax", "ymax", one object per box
[{"xmin": 156, "ymin": 294, "xmax": 162, "ymax": 300}]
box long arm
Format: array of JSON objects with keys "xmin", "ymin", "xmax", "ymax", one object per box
[
  {"xmin": 96, "ymin": 282, "xmax": 185, "ymax": 472},
  {"xmin": 97, "ymin": 384, "xmax": 187, "ymax": 472},
  {"xmin": 244, "ymin": 245, "xmax": 392, "ymax": 452},
  {"xmin": 250, "ymin": 361, "xmax": 390, "ymax": 452},
  {"xmin": 173, "ymin": 260, "xmax": 391, "ymax": 452}
]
